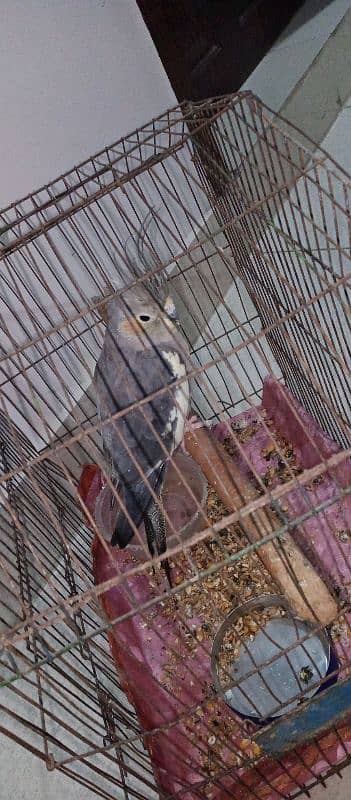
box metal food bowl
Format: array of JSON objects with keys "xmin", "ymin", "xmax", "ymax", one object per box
[{"xmin": 211, "ymin": 595, "xmax": 339, "ymax": 725}]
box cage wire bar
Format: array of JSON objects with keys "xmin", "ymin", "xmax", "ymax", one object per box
[{"xmin": 0, "ymin": 91, "xmax": 351, "ymax": 799}]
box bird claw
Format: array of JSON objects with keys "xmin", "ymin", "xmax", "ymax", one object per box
[
  {"xmin": 187, "ymin": 414, "xmax": 206, "ymax": 430},
  {"xmin": 180, "ymin": 415, "xmax": 209, "ymax": 451},
  {"xmin": 164, "ymin": 558, "xmax": 172, "ymax": 590}
]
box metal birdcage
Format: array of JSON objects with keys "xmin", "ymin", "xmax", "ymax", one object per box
[{"xmin": 1, "ymin": 91, "xmax": 351, "ymax": 800}]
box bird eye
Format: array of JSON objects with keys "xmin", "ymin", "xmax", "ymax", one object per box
[{"xmin": 138, "ymin": 314, "xmax": 151, "ymax": 323}]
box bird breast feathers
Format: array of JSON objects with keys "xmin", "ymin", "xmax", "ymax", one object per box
[{"xmin": 162, "ymin": 350, "xmax": 190, "ymax": 448}]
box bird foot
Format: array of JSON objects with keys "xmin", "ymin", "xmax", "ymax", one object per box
[
  {"xmin": 187, "ymin": 414, "xmax": 207, "ymax": 430},
  {"xmin": 164, "ymin": 558, "xmax": 173, "ymax": 590},
  {"xmin": 180, "ymin": 415, "xmax": 209, "ymax": 452}
]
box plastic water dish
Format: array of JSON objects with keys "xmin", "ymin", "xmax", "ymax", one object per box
[
  {"xmin": 163, "ymin": 451, "xmax": 208, "ymax": 545},
  {"xmin": 211, "ymin": 595, "xmax": 339, "ymax": 725},
  {"xmin": 94, "ymin": 450, "xmax": 207, "ymax": 552}
]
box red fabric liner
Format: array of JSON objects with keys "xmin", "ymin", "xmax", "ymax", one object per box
[{"xmin": 78, "ymin": 377, "xmax": 351, "ymax": 798}]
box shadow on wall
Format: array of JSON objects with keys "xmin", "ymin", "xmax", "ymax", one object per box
[{"xmin": 277, "ymin": 0, "xmax": 336, "ymax": 44}]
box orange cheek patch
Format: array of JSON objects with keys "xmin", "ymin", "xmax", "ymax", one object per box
[{"xmin": 119, "ymin": 318, "xmax": 142, "ymax": 337}]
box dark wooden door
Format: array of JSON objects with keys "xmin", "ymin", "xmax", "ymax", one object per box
[{"xmin": 137, "ymin": 0, "xmax": 305, "ymax": 102}]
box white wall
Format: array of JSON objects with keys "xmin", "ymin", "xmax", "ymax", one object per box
[
  {"xmin": 0, "ymin": 0, "xmax": 176, "ymax": 208},
  {"xmin": 0, "ymin": 0, "xmax": 213, "ymax": 450}
]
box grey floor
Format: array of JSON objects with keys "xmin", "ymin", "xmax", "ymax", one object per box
[
  {"xmin": 311, "ymin": 773, "xmax": 351, "ymax": 800},
  {"xmin": 0, "ymin": 736, "xmax": 83, "ymax": 800}
]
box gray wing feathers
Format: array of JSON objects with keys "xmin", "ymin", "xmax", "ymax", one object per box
[{"xmin": 94, "ymin": 341, "xmax": 181, "ymax": 483}]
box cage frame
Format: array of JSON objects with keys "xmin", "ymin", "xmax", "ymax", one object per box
[{"xmin": 1, "ymin": 90, "xmax": 351, "ymax": 799}]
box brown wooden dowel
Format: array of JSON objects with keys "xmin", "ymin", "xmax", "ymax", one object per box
[{"xmin": 184, "ymin": 426, "xmax": 338, "ymax": 626}]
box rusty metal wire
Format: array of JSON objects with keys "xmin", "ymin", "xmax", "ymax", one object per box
[{"xmin": 1, "ymin": 92, "xmax": 351, "ymax": 799}]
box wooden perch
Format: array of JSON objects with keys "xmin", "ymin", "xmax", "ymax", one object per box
[{"xmin": 184, "ymin": 426, "xmax": 338, "ymax": 626}]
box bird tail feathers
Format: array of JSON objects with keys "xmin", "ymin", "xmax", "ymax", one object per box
[
  {"xmin": 111, "ymin": 482, "xmax": 152, "ymax": 547},
  {"xmin": 111, "ymin": 464, "xmax": 165, "ymax": 548}
]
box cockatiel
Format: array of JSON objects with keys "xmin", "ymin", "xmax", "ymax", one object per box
[{"xmin": 94, "ymin": 241, "xmax": 190, "ymax": 585}]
